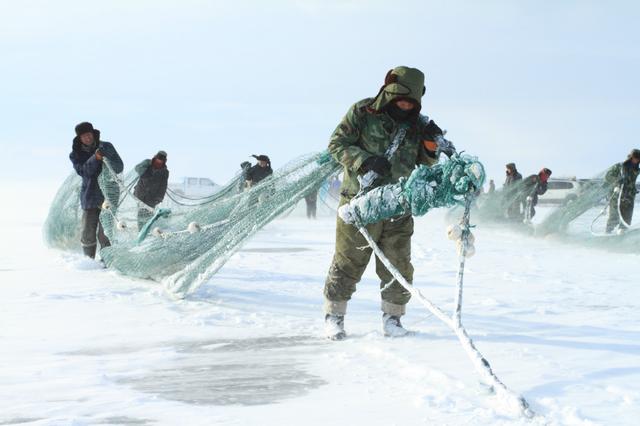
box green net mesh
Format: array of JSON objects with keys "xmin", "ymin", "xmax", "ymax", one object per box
[
  {"xmin": 45, "ymin": 151, "xmax": 340, "ymax": 297},
  {"xmin": 468, "ymin": 168, "xmax": 640, "ymax": 251},
  {"xmin": 43, "ymin": 173, "xmax": 83, "ymax": 250},
  {"xmin": 44, "ymin": 150, "xmax": 639, "ymax": 298},
  {"xmin": 339, "ymin": 154, "xmax": 485, "ymax": 226}
]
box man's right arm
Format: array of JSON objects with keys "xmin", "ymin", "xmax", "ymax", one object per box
[{"xmin": 328, "ymin": 103, "xmax": 371, "ymax": 172}]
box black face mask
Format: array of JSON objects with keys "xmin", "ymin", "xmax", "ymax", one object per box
[{"xmin": 386, "ymin": 103, "xmax": 415, "ymax": 122}]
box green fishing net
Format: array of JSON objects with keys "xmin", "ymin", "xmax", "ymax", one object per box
[
  {"xmin": 44, "ymin": 151, "xmax": 340, "ymax": 297},
  {"xmin": 339, "ymin": 154, "xmax": 485, "ymax": 226}
]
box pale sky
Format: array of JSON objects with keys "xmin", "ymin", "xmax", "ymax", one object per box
[{"xmin": 1, "ymin": 0, "xmax": 638, "ymax": 186}]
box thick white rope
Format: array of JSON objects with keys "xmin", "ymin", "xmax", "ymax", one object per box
[
  {"xmin": 355, "ymin": 197, "xmax": 534, "ymax": 417},
  {"xmin": 590, "ymin": 185, "xmax": 639, "ymax": 236}
]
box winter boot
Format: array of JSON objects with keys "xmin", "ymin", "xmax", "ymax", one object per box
[
  {"xmin": 383, "ymin": 314, "xmax": 409, "ymax": 337},
  {"xmin": 82, "ymin": 244, "xmax": 97, "ymax": 259},
  {"xmin": 325, "ymin": 314, "xmax": 346, "ymax": 341}
]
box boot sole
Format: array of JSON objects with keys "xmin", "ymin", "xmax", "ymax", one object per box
[{"xmin": 327, "ymin": 331, "xmax": 347, "ymax": 341}]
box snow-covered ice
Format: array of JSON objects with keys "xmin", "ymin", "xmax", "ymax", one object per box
[{"xmin": 1, "ymin": 183, "xmax": 639, "ymax": 425}]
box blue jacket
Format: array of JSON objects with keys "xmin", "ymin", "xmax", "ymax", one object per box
[{"xmin": 69, "ymin": 130, "xmax": 124, "ymax": 209}]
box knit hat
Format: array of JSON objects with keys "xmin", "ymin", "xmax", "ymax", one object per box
[
  {"xmin": 629, "ymin": 149, "xmax": 640, "ymax": 160},
  {"xmin": 75, "ymin": 121, "xmax": 94, "ymax": 136},
  {"xmin": 155, "ymin": 150, "xmax": 167, "ymax": 162}
]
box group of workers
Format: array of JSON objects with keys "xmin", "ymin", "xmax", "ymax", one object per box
[
  {"xmin": 69, "ymin": 121, "xmax": 272, "ymax": 259},
  {"xmin": 68, "ymin": 65, "xmax": 639, "ymax": 340}
]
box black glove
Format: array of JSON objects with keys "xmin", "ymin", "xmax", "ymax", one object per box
[
  {"xmin": 423, "ymin": 121, "xmax": 443, "ymax": 139},
  {"xmin": 435, "ymin": 135, "xmax": 456, "ymax": 157},
  {"xmin": 360, "ymin": 156, "xmax": 392, "ymax": 175}
]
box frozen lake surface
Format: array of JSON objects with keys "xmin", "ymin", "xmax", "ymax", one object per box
[{"xmin": 1, "ymin": 184, "xmax": 639, "ymax": 425}]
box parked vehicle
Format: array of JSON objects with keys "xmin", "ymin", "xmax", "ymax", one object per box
[
  {"xmin": 168, "ymin": 177, "xmax": 220, "ymax": 197},
  {"xmin": 538, "ymin": 177, "xmax": 584, "ymax": 205}
]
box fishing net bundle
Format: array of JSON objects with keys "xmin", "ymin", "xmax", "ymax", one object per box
[{"xmin": 339, "ymin": 154, "xmax": 485, "ymax": 226}]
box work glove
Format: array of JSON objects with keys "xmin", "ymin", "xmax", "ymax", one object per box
[
  {"xmin": 423, "ymin": 135, "xmax": 456, "ymax": 158},
  {"xmin": 434, "ymin": 135, "xmax": 457, "ymax": 157},
  {"xmin": 360, "ymin": 156, "xmax": 392, "ymax": 176}
]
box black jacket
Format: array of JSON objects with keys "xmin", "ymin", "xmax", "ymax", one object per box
[
  {"xmin": 522, "ymin": 174, "xmax": 548, "ymax": 205},
  {"xmin": 246, "ymin": 164, "xmax": 273, "ymax": 184},
  {"xmin": 134, "ymin": 159, "xmax": 169, "ymax": 207}
]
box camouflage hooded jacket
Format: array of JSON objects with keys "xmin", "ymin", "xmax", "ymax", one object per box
[
  {"xmin": 328, "ymin": 67, "xmax": 445, "ymax": 199},
  {"xmin": 605, "ymin": 159, "xmax": 639, "ymax": 201}
]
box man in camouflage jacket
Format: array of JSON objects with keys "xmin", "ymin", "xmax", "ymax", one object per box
[
  {"xmin": 323, "ymin": 66, "xmax": 450, "ymax": 339},
  {"xmin": 606, "ymin": 149, "xmax": 640, "ymax": 233}
]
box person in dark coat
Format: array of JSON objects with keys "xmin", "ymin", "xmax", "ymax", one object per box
[
  {"xmin": 69, "ymin": 122, "xmax": 123, "ymax": 259},
  {"xmin": 305, "ymin": 188, "xmax": 318, "ymax": 219},
  {"xmin": 244, "ymin": 155, "xmax": 273, "ymax": 188},
  {"xmin": 504, "ymin": 163, "xmax": 522, "ymax": 186},
  {"xmin": 133, "ymin": 151, "xmax": 169, "ymax": 230},
  {"xmin": 521, "ymin": 168, "xmax": 552, "ymax": 220},
  {"xmin": 503, "ymin": 163, "xmax": 523, "ymax": 219},
  {"xmin": 605, "ymin": 149, "xmax": 640, "ymax": 233}
]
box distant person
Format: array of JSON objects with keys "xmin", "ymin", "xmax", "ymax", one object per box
[
  {"xmin": 69, "ymin": 122, "xmax": 123, "ymax": 259},
  {"xmin": 244, "ymin": 154, "xmax": 273, "ymax": 189},
  {"xmin": 305, "ymin": 188, "xmax": 318, "ymax": 219},
  {"xmin": 133, "ymin": 151, "xmax": 169, "ymax": 230},
  {"xmin": 504, "ymin": 163, "xmax": 522, "ymax": 186},
  {"xmin": 521, "ymin": 168, "xmax": 552, "ymax": 220},
  {"xmin": 605, "ymin": 149, "xmax": 640, "ymax": 233},
  {"xmin": 488, "ymin": 179, "xmax": 495, "ymax": 194},
  {"xmin": 503, "ymin": 163, "xmax": 523, "ymax": 219}
]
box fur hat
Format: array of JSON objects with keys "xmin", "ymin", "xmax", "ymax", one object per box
[
  {"xmin": 75, "ymin": 121, "xmax": 94, "ymax": 136},
  {"xmin": 252, "ymin": 154, "xmax": 270, "ymax": 163}
]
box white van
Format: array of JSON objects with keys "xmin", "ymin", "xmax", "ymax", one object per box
[
  {"xmin": 538, "ymin": 177, "xmax": 584, "ymax": 205},
  {"xmin": 169, "ymin": 177, "xmax": 220, "ymax": 197}
]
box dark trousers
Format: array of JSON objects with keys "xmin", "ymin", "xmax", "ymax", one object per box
[
  {"xmin": 306, "ymin": 200, "xmax": 317, "ymax": 219},
  {"xmin": 81, "ymin": 208, "xmax": 110, "ymax": 258}
]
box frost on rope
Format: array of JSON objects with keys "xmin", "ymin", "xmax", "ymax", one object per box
[
  {"xmin": 341, "ymin": 154, "xmax": 534, "ymax": 417},
  {"xmin": 339, "ymin": 153, "xmax": 485, "ymax": 226},
  {"xmin": 44, "ymin": 151, "xmax": 340, "ymax": 297}
]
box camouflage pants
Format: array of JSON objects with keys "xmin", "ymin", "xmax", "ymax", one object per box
[
  {"xmin": 324, "ymin": 206, "xmax": 414, "ymax": 316},
  {"xmin": 606, "ymin": 195, "xmax": 635, "ymax": 232}
]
